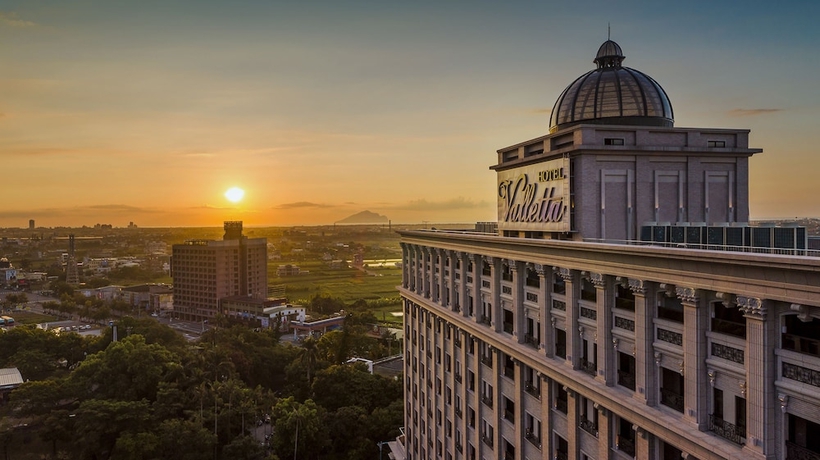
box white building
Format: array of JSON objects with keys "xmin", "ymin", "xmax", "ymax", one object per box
[{"xmin": 396, "ymin": 40, "xmax": 820, "ymax": 460}]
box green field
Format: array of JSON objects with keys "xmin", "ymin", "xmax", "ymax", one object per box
[{"xmin": 270, "ymin": 261, "xmax": 402, "ymax": 309}]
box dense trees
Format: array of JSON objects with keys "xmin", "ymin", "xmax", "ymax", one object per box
[{"xmin": 3, "ymin": 318, "xmax": 403, "ymax": 459}]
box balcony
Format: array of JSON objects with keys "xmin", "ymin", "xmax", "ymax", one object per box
[
  {"xmin": 579, "ymin": 418, "xmax": 598, "ymax": 437},
  {"xmin": 524, "ymin": 381, "xmax": 540, "ymax": 399},
  {"xmin": 455, "ymin": 374, "xmax": 463, "ymax": 383},
  {"xmin": 479, "ymin": 315, "xmax": 492, "ymax": 326},
  {"xmin": 525, "ymin": 430, "xmax": 541, "ymax": 449},
  {"xmin": 660, "ymin": 388, "xmax": 684, "ymax": 413},
  {"xmin": 481, "ymin": 356, "xmax": 493, "ymax": 368},
  {"xmin": 482, "ymin": 395, "xmax": 494, "ymax": 408},
  {"xmin": 618, "ymin": 370, "xmax": 636, "ymax": 391},
  {"xmin": 503, "ymin": 322, "xmax": 514, "ymax": 334},
  {"xmin": 524, "ymin": 334, "xmax": 539, "ymax": 349},
  {"xmin": 482, "ymin": 434, "xmax": 493, "ymax": 448},
  {"xmin": 580, "ymin": 359, "xmax": 597, "ymax": 377},
  {"xmin": 709, "ymin": 414, "xmax": 745, "ymax": 446},
  {"xmin": 504, "ymin": 409, "xmax": 514, "ymax": 422},
  {"xmin": 786, "ymin": 441, "xmax": 820, "ymax": 460},
  {"xmin": 556, "ymin": 452, "xmax": 568, "ymax": 460},
  {"xmin": 616, "ymin": 435, "xmax": 636, "ymax": 457}
]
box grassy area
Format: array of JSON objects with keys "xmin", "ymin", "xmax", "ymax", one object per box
[
  {"xmin": 6, "ymin": 310, "xmax": 58, "ymax": 326},
  {"xmin": 270, "ymin": 262, "xmax": 402, "ymax": 305}
]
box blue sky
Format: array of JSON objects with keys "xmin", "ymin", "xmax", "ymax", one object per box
[{"xmin": 0, "ymin": 0, "xmax": 818, "ymax": 226}]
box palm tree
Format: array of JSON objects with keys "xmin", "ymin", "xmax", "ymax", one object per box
[{"xmin": 298, "ymin": 337, "xmax": 319, "ymax": 385}]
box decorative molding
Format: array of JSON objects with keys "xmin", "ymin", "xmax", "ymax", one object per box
[
  {"xmin": 614, "ymin": 316, "xmax": 635, "ymax": 332},
  {"xmin": 654, "ymin": 351, "xmax": 662, "ymax": 366},
  {"xmin": 778, "ymin": 394, "xmax": 789, "ymax": 413},
  {"xmin": 593, "ymin": 402, "xmax": 608, "ymax": 416},
  {"xmin": 588, "ymin": 272, "xmax": 605, "ymax": 288},
  {"xmin": 708, "ymin": 369, "xmax": 716, "ymax": 386},
  {"xmin": 675, "ymin": 286, "xmax": 699, "ymax": 303},
  {"xmin": 557, "ymin": 267, "xmax": 573, "ymax": 282},
  {"xmin": 628, "ymin": 278, "xmax": 647, "ymax": 295},
  {"xmin": 679, "ymin": 360, "xmax": 685, "ymax": 376},
  {"xmin": 737, "ymin": 296, "xmax": 766, "ymax": 318},
  {"xmin": 782, "ymin": 362, "xmax": 820, "ymax": 387},
  {"xmin": 715, "ymin": 292, "xmax": 734, "ymax": 308},
  {"xmin": 534, "ymin": 264, "xmax": 547, "ymax": 277},
  {"xmin": 791, "ymin": 303, "xmax": 812, "ymax": 322},
  {"xmin": 657, "ymin": 328, "xmax": 683, "ymax": 346},
  {"xmin": 580, "ymin": 307, "xmax": 597, "ymax": 320},
  {"xmin": 740, "ymin": 381, "xmax": 747, "ymax": 398},
  {"xmin": 711, "ymin": 342, "xmax": 744, "ymax": 364},
  {"xmin": 658, "ymin": 283, "xmax": 676, "ymax": 297}
]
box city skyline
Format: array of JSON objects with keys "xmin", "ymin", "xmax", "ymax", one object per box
[{"xmin": 2, "ymin": 1, "xmax": 818, "ymax": 227}]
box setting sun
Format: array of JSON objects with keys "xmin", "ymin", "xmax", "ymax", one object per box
[{"xmin": 224, "ymin": 187, "xmax": 245, "ymax": 203}]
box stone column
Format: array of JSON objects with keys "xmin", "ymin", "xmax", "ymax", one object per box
[
  {"xmin": 459, "ymin": 252, "xmax": 469, "ymax": 318},
  {"xmin": 634, "ymin": 426, "xmax": 651, "ymax": 460},
  {"xmin": 400, "ymin": 243, "xmax": 409, "ymax": 288},
  {"xmin": 592, "ymin": 272, "xmax": 614, "ymax": 385},
  {"xmin": 447, "ymin": 250, "xmax": 456, "ymax": 311},
  {"xmin": 740, "ymin": 296, "xmax": 776, "ymax": 460},
  {"xmin": 490, "ymin": 257, "xmax": 502, "ymax": 334},
  {"xmin": 511, "ymin": 260, "xmax": 525, "ymax": 343},
  {"xmin": 566, "ymin": 386, "xmax": 579, "ymax": 460},
  {"xmin": 538, "ymin": 265, "xmax": 553, "ymax": 357},
  {"xmin": 631, "ymin": 279, "xmax": 657, "ymax": 405},
  {"xmin": 409, "ymin": 245, "xmax": 418, "ymax": 293},
  {"xmin": 540, "ymin": 373, "xmax": 552, "ymax": 456},
  {"xmin": 471, "ymin": 254, "xmax": 481, "ymax": 322},
  {"xmin": 596, "ymin": 404, "xmax": 611, "ymax": 459},
  {"xmin": 679, "ymin": 286, "xmax": 707, "ymax": 429},
  {"xmin": 422, "ymin": 247, "xmax": 431, "ymax": 299},
  {"xmin": 513, "ymin": 357, "xmax": 523, "ymax": 457},
  {"xmin": 437, "ymin": 249, "xmax": 446, "ymax": 307},
  {"xmin": 560, "ymin": 268, "xmax": 580, "ymax": 369}
]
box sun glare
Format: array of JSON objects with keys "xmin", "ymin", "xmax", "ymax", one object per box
[{"xmin": 224, "ymin": 187, "xmax": 245, "ymax": 203}]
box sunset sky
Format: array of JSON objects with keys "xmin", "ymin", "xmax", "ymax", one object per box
[{"xmin": 1, "ymin": 1, "xmax": 818, "ymax": 227}]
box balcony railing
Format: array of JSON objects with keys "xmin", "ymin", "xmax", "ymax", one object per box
[
  {"xmin": 504, "ymin": 410, "xmax": 514, "ymax": 422},
  {"xmin": 524, "ymin": 381, "xmax": 540, "ymax": 399},
  {"xmin": 786, "ymin": 441, "xmax": 820, "ymax": 460},
  {"xmin": 482, "ymin": 434, "xmax": 493, "ymax": 448},
  {"xmin": 503, "ymin": 367, "xmax": 515, "ymax": 379},
  {"xmin": 579, "ymin": 418, "xmax": 598, "ymax": 437},
  {"xmin": 618, "ymin": 370, "xmax": 636, "ymax": 391},
  {"xmin": 503, "ymin": 322, "xmax": 514, "ymax": 334},
  {"xmin": 479, "ymin": 315, "xmax": 492, "ymax": 326},
  {"xmin": 660, "ymin": 388, "xmax": 685, "ymax": 413},
  {"xmin": 481, "ymin": 356, "xmax": 493, "ymax": 368},
  {"xmin": 524, "ymin": 334, "xmax": 539, "ymax": 348},
  {"xmin": 482, "ymin": 395, "xmax": 493, "ymax": 408},
  {"xmin": 525, "ymin": 430, "xmax": 541, "ymax": 449},
  {"xmin": 616, "ymin": 436, "xmax": 636, "ymax": 457},
  {"xmin": 709, "ymin": 414, "xmax": 745, "ymax": 446},
  {"xmin": 455, "ymin": 374, "xmax": 462, "ymax": 383},
  {"xmin": 556, "ymin": 451, "xmax": 568, "ymax": 460},
  {"xmin": 580, "ymin": 359, "xmax": 597, "ymax": 377}
]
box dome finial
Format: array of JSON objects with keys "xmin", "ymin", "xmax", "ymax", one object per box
[
  {"xmin": 608, "ymin": 22, "xmax": 610, "ymax": 41},
  {"xmin": 594, "ymin": 38, "xmax": 624, "ymax": 68}
]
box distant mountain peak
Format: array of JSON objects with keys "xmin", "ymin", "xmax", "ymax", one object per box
[{"xmin": 337, "ymin": 210, "xmax": 388, "ymax": 224}]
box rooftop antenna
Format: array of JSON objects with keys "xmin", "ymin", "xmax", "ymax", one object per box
[{"xmin": 608, "ymin": 23, "xmax": 611, "ymax": 40}]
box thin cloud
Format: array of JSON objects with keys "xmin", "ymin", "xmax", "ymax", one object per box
[
  {"xmin": 85, "ymin": 204, "xmax": 160, "ymax": 214},
  {"xmin": 0, "ymin": 12, "xmax": 36, "ymax": 28},
  {"xmin": 532, "ymin": 108, "xmax": 552, "ymax": 114},
  {"xmin": 274, "ymin": 202, "xmax": 332, "ymax": 210},
  {"xmin": 727, "ymin": 108, "xmax": 783, "ymax": 117},
  {"xmin": 388, "ymin": 197, "xmax": 489, "ymax": 212}
]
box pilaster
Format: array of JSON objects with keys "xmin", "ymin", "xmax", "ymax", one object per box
[
  {"xmin": 592, "ymin": 272, "xmax": 614, "ymax": 385},
  {"xmin": 511, "ymin": 260, "xmax": 525, "ymax": 343},
  {"xmin": 491, "ymin": 257, "xmax": 502, "ymax": 334},
  {"xmin": 680, "ymin": 286, "xmax": 708, "ymax": 429},
  {"xmin": 537, "ymin": 265, "xmax": 553, "ymax": 358},
  {"xmin": 739, "ymin": 295, "xmax": 776, "ymax": 460},
  {"xmin": 631, "ymin": 278, "xmax": 657, "ymax": 405},
  {"xmin": 560, "ymin": 268, "xmax": 579, "ymax": 370}
]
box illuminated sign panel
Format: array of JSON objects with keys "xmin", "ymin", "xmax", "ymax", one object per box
[{"xmin": 497, "ymin": 157, "xmax": 570, "ymax": 233}]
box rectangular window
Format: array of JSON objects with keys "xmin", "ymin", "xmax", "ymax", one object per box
[
  {"xmin": 707, "ymin": 140, "xmax": 726, "ymax": 148},
  {"xmin": 605, "ymin": 138, "xmax": 625, "ymax": 146}
]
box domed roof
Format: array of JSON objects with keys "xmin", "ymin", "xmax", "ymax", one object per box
[{"xmin": 549, "ymin": 40, "xmax": 673, "ymax": 133}]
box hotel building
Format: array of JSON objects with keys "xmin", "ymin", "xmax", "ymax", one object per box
[
  {"xmin": 171, "ymin": 221, "xmax": 267, "ymax": 321},
  {"xmin": 396, "ymin": 41, "xmax": 820, "ymax": 460}
]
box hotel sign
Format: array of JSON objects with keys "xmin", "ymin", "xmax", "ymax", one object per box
[{"xmin": 497, "ymin": 157, "xmax": 570, "ymax": 233}]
